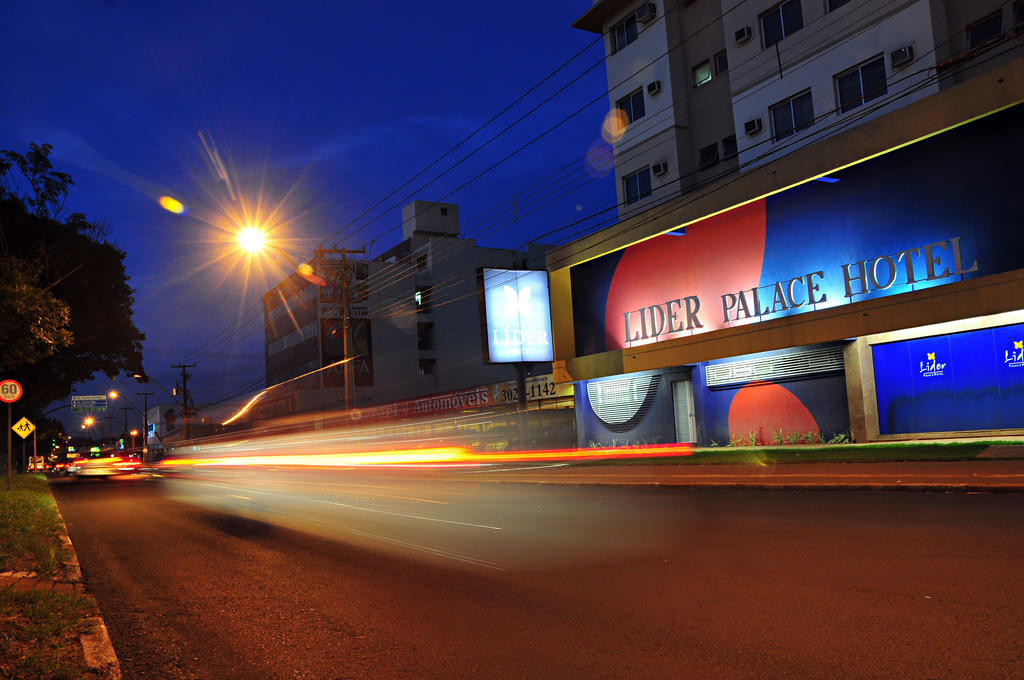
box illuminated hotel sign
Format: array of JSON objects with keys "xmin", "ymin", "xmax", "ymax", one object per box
[
  {"xmin": 479, "ymin": 268, "xmax": 554, "ymax": 363},
  {"xmin": 622, "ymin": 236, "xmax": 978, "ymax": 345}
]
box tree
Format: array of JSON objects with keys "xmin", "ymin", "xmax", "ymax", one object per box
[{"xmin": 0, "ymin": 144, "xmax": 144, "ymax": 418}]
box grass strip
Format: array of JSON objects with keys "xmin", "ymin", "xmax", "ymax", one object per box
[
  {"xmin": 0, "ymin": 474, "xmax": 68, "ymax": 576},
  {"xmin": 0, "ymin": 588, "xmax": 95, "ymax": 680},
  {"xmin": 578, "ymin": 441, "xmax": 1022, "ymax": 466}
]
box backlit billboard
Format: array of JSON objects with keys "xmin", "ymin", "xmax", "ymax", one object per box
[{"xmin": 479, "ymin": 268, "xmax": 554, "ymax": 363}]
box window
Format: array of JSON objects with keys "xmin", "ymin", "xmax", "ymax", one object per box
[
  {"xmin": 722, "ymin": 134, "xmax": 738, "ymax": 158},
  {"xmin": 440, "ymin": 207, "xmax": 448, "ymax": 216},
  {"xmin": 1015, "ymin": 2, "xmax": 1024, "ymax": 31},
  {"xmin": 968, "ymin": 11, "xmax": 1003, "ymax": 48},
  {"xmin": 417, "ymin": 322, "xmax": 435, "ymax": 351},
  {"xmin": 827, "ymin": 0, "xmax": 850, "ymax": 11},
  {"xmin": 615, "ymin": 89, "xmax": 646, "ymax": 124},
  {"xmin": 623, "ymin": 167, "xmax": 652, "ymax": 205},
  {"xmin": 418, "ymin": 359, "xmax": 435, "ymax": 376},
  {"xmin": 835, "ymin": 55, "xmax": 887, "ymax": 113},
  {"xmin": 770, "ymin": 90, "xmax": 814, "ymax": 140},
  {"xmin": 698, "ymin": 143, "xmax": 719, "ymax": 168},
  {"xmin": 414, "ymin": 286, "xmax": 432, "ymax": 311},
  {"xmin": 612, "ymin": 12, "xmax": 639, "ymax": 53},
  {"xmin": 693, "ymin": 60, "xmax": 712, "ymax": 87},
  {"xmin": 714, "ymin": 50, "xmax": 729, "ymax": 75},
  {"xmin": 415, "ymin": 253, "xmax": 428, "ymax": 272},
  {"xmin": 760, "ymin": 0, "xmax": 803, "ymax": 49}
]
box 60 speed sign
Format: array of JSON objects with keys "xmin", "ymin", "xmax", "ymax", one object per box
[{"xmin": 0, "ymin": 380, "xmax": 23, "ymax": 403}]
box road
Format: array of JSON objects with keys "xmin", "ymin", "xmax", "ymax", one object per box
[{"xmin": 50, "ymin": 468, "xmax": 1024, "ymax": 679}]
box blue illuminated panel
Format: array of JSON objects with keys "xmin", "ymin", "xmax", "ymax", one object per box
[
  {"xmin": 481, "ymin": 269, "xmax": 554, "ymax": 363},
  {"xmin": 872, "ymin": 323, "xmax": 1024, "ymax": 434}
]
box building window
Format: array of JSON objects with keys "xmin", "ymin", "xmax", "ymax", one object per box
[
  {"xmin": 415, "ymin": 253, "xmax": 428, "ymax": 272},
  {"xmin": 414, "ymin": 286, "xmax": 432, "ymax": 311},
  {"xmin": 615, "ymin": 89, "xmax": 646, "ymax": 124},
  {"xmin": 760, "ymin": 0, "xmax": 803, "ymax": 49},
  {"xmin": 722, "ymin": 134, "xmax": 738, "ymax": 158},
  {"xmin": 417, "ymin": 322, "xmax": 435, "ymax": 351},
  {"xmin": 835, "ymin": 55, "xmax": 887, "ymax": 113},
  {"xmin": 770, "ymin": 90, "xmax": 814, "ymax": 141},
  {"xmin": 827, "ymin": 0, "xmax": 850, "ymax": 11},
  {"xmin": 968, "ymin": 11, "xmax": 1004, "ymax": 48},
  {"xmin": 623, "ymin": 167, "xmax": 652, "ymax": 205},
  {"xmin": 693, "ymin": 60, "xmax": 712, "ymax": 87},
  {"xmin": 714, "ymin": 50, "xmax": 729, "ymax": 74},
  {"xmin": 1015, "ymin": 2, "xmax": 1024, "ymax": 31},
  {"xmin": 698, "ymin": 143, "xmax": 719, "ymax": 168},
  {"xmin": 440, "ymin": 207, "xmax": 448, "ymax": 216},
  {"xmin": 612, "ymin": 12, "xmax": 639, "ymax": 53},
  {"xmin": 418, "ymin": 359, "xmax": 435, "ymax": 376}
]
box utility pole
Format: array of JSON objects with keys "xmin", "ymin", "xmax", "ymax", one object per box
[
  {"xmin": 120, "ymin": 407, "xmax": 130, "ymax": 448},
  {"xmin": 138, "ymin": 392, "xmax": 153, "ymax": 461},
  {"xmin": 104, "ymin": 416, "xmax": 116, "ymax": 448},
  {"xmin": 315, "ymin": 246, "xmax": 365, "ymax": 411},
  {"xmin": 171, "ymin": 363, "xmax": 196, "ymax": 440}
]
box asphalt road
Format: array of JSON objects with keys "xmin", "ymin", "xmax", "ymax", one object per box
[{"xmin": 50, "ymin": 469, "xmax": 1024, "ymax": 679}]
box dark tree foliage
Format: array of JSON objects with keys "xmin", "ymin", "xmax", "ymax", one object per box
[{"xmin": 0, "ymin": 144, "xmax": 144, "ymax": 420}]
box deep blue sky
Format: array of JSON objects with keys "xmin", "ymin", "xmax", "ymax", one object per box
[{"xmin": 3, "ymin": 1, "xmax": 615, "ymax": 429}]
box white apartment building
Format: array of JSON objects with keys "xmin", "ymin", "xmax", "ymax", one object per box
[{"xmin": 574, "ymin": 0, "xmax": 1023, "ymax": 213}]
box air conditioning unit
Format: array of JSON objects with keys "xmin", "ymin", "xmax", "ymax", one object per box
[
  {"xmin": 890, "ymin": 45, "xmax": 914, "ymax": 68},
  {"xmin": 646, "ymin": 80, "xmax": 662, "ymax": 96},
  {"xmin": 734, "ymin": 26, "xmax": 752, "ymax": 44},
  {"xmin": 637, "ymin": 3, "xmax": 657, "ymax": 24},
  {"xmin": 744, "ymin": 117, "xmax": 763, "ymax": 136},
  {"xmin": 652, "ymin": 161, "xmax": 669, "ymax": 176}
]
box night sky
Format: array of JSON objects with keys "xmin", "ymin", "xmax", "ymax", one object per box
[{"xmin": 3, "ymin": 1, "xmax": 615, "ymax": 429}]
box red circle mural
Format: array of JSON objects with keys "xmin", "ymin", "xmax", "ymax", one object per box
[
  {"xmin": 604, "ymin": 200, "xmax": 767, "ymax": 351},
  {"xmin": 727, "ymin": 380, "xmax": 819, "ymax": 445}
]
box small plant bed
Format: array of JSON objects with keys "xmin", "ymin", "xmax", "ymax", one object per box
[
  {"xmin": 576, "ymin": 441, "xmax": 1022, "ymax": 466},
  {"xmin": 1, "ymin": 474, "xmax": 99, "ymax": 680}
]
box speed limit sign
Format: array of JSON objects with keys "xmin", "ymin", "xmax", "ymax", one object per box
[{"xmin": 0, "ymin": 380, "xmax": 22, "ymax": 403}]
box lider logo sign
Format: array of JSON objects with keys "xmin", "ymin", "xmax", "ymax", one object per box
[
  {"xmin": 480, "ymin": 268, "xmax": 554, "ymax": 363},
  {"xmin": 920, "ymin": 351, "xmax": 947, "ymax": 378},
  {"xmin": 1006, "ymin": 340, "xmax": 1024, "ymax": 368}
]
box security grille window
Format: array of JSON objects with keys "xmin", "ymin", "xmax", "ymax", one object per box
[
  {"xmin": 968, "ymin": 11, "xmax": 1003, "ymax": 48},
  {"xmin": 693, "ymin": 60, "xmax": 712, "ymax": 87},
  {"xmin": 705, "ymin": 346, "xmax": 845, "ymax": 387},
  {"xmin": 612, "ymin": 12, "xmax": 639, "ymax": 53},
  {"xmin": 615, "ymin": 89, "xmax": 646, "ymax": 124},
  {"xmin": 698, "ymin": 142, "xmax": 719, "ymax": 168},
  {"xmin": 760, "ymin": 0, "xmax": 803, "ymax": 49},
  {"xmin": 722, "ymin": 134, "xmax": 738, "ymax": 158},
  {"xmin": 770, "ymin": 90, "xmax": 814, "ymax": 141},
  {"xmin": 827, "ymin": 0, "xmax": 850, "ymax": 11},
  {"xmin": 623, "ymin": 167, "xmax": 652, "ymax": 205},
  {"xmin": 714, "ymin": 50, "xmax": 728, "ymax": 74},
  {"xmin": 835, "ymin": 55, "xmax": 887, "ymax": 113}
]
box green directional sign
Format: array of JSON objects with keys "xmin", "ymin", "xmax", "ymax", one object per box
[{"xmin": 71, "ymin": 395, "xmax": 107, "ymax": 412}]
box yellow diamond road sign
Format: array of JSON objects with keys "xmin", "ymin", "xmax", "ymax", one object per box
[{"xmin": 13, "ymin": 417, "xmax": 35, "ymax": 439}]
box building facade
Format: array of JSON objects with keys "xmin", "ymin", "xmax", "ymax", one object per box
[
  {"xmin": 549, "ymin": 36, "xmax": 1024, "ymax": 446},
  {"xmin": 574, "ymin": 0, "xmax": 1023, "ymax": 217}
]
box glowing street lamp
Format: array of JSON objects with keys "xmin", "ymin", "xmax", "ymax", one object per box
[{"xmin": 237, "ymin": 225, "xmax": 267, "ymax": 254}]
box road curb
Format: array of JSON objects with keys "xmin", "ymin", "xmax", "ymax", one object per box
[
  {"xmin": 53, "ymin": 500, "xmax": 123, "ymax": 680},
  {"xmin": 467, "ymin": 479, "xmax": 1024, "ymax": 493}
]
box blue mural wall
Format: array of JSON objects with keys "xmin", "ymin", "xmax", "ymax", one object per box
[{"xmin": 873, "ymin": 322, "xmax": 1024, "ymax": 434}]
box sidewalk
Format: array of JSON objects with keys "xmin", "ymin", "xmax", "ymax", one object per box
[{"xmin": 468, "ymin": 458, "xmax": 1024, "ymax": 491}]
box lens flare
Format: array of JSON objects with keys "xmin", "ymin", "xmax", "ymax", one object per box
[
  {"xmin": 601, "ymin": 109, "xmax": 629, "ymax": 143},
  {"xmin": 158, "ymin": 196, "xmax": 187, "ymax": 214}
]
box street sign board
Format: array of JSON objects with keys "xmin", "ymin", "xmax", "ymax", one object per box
[
  {"xmin": 13, "ymin": 417, "xmax": 35, "ymax": 439},
  {"xmin": 71, "ymin": 395, "xmax": 108, "ymax": 412},
  {"xmin": 0, "ymin": 380, "xmax": 22, "ymax": 403}
]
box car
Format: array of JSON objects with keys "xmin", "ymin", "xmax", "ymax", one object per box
[{"xmin": 67, "ymin": 450, "xmax": 143, "ymax": 477}]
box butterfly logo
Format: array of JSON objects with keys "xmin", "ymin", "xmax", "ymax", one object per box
[
  {"xmin": 1015, "ymin": 341, "xmax": 1023, "ymax": 350},
  {"xmin": 503, "ymin": 285, "xmax": 531, "ymax": 316},
  {"xmin": 927, "ymin": 352, "xmax": 935, "ymax": 360}
]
